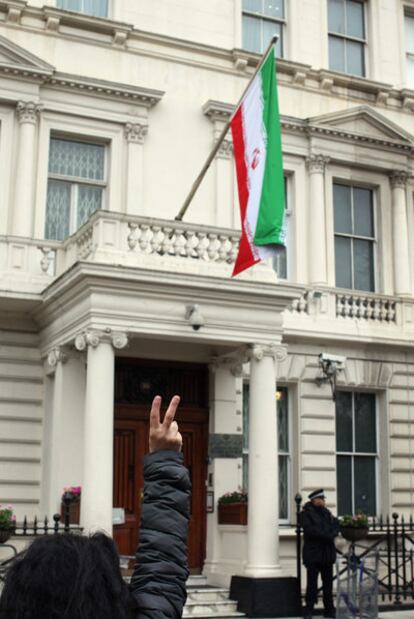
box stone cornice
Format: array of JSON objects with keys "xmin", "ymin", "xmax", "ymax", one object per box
[
  {"xmin": 202, "ymin": 100, "xmax": 234, "ymax": 122},
  {"xmin": 42, "ymin": 7, "xmax": 133, "ymax": 45}
]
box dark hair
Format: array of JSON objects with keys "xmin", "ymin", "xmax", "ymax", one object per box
[{"xmin": 0, "ymin": 533, "xmax": 134, "ymax": 618}]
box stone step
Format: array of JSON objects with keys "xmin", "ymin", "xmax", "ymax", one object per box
[
  {"xmin": 186, "ymin": 575, "xmax": 208, "ymax": 587},
  {"xmin": 183, "ymin": 600, "xmax": 243, "ymax": 618},
  {"xmin": 186, "ymin": 588, "xmax": 232, "ymax": 603}
]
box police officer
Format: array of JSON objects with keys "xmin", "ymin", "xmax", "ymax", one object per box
[{"xmin": 301, "ymin": 489, "xmax": 339, "ymax": 619}]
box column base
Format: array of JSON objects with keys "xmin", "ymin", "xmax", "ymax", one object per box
[{"xmin": 230, "ymin": 575, "xmax": 302, "ymax": 618}]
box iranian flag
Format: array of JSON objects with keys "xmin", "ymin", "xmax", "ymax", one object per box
[{"xmin": 231, "ymin": 47, "xmax": 285, "ymax": 276}]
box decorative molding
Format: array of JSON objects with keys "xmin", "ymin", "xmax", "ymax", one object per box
[
  {"xmin": 247, "ymin": 344, "xmax": 286, "ymax": 363},
  {"xmin": 306, "ymin": 154, "xmax": 330, "ymax": 174},
  {"xmin": 217, "ymin": 138, "xmax": 233, "ymax": 159},
  {"xmin": 202, "ymin": 99, "xmax": 233, "ymax": 122},
  {"xmin": 47, "ymin": 346, "xmax": 68, "ymax": 367},
  {"xmin": 124, "ymin": 122, "xmax": 148, "ymax": 144},
  {"xmin": 74, "ymin": 330, "xmax": 128, "ymax": 351},
  {"xmin": 16, "ymin": 101, "xmax": 41, "ymax": 124},
  {"xmin": 5, "ymin": 0, "xmax": 25, "ymax": 23},
  {"xmin": 390, "ymin": 170, "xmax": 408, "ymax": 189}
]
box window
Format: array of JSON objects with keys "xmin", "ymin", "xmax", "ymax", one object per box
[
  {"xmin": 243, "ymin": 384, "xmax": 290, "ymax": 520},
  {"xmin": 56, "ymin": 0, "xmax": 108, "ymax": 18},
  {"xmin": 328, "ymin": 0, "xmax": 366, "ymax": 76},
  {"xmin": 336, "ymin": 391, "xmax": 377, "ymax": 516},
  {"xmin": 333, "ymin": 183, "xmax": 375, "ymax": 292},
  {"xmin": 242, "ymin": 0, "xmax": 285, "ymax": 57},
  {"xmin": 273, "ymin": 175, "xmax": 289, "ymax": 279},
  {"xmin": 45, "ymin": 137, "xmax": 106, "ymax": 241},
  {"xmin": 405, "ymin": 15, "xmax": 414, "ymax": 88}
]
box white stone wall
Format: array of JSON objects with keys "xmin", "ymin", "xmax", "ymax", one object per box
[{"xmin": 0, "ymin": 327, "xmax": 43, "ymax": 520}]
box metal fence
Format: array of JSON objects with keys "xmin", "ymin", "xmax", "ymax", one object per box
[{"xmin": 295, "ymin": 494, "xmax": 414, "ymax": 609}]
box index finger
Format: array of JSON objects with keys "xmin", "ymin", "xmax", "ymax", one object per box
[
  {"xmin": 150, "ymin": 395, "xmax": 162, "ymax": 429},
  {"xmin": 162, "ymin": 395, "xmax": 180, "ymax": 427}
]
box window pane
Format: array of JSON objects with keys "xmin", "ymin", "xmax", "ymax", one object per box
[
  {"xmin": 263, "ymin": 0, "xmax": 284, "ymax": 19},
  {"xmin": 273, "ymin": 246, "xmax": 287, "ymax": 278},
  {"xmin": 405, "ymin": 15, "xmax": 414, "ymax": 54},
  {"xmin": 243, "ymin": 0, "xmax": 263, "ymax": 13},
  {"xmin": 84, "ymin": 0, "xmax": 108, "ymax": 17},
  {"xmin": 407, "ymin": 56, "xmax": 414, "ymax": 88},
  {"xmin": 334, "ymin": 184, "xmax": 352, "ymax": 234},
  {"xmin": 353, "ymin": 188, "xmax": 373, "ymax": 237},
  {"xmin": 328, "ymin": 0, "xmax": 345, "ymax": 34},
  {"xmin": 337, "ymin": 455, "xmax": 352, "ymax": 515},
  {"xmin": 243, "ymin": 453, "xmax": 249, "ymax": 492},
  {"xmin": 329, "ymin": 36, "xmax": 345, "ymax": 72},
  {"xmin": 347, "ymin": 1, "xmax": 364, "ymax": 39},
  {"xmin": 243, "ymin": 383, "xmax": 249, "ymax": 451},
  {"xmin": 354, "ymin": 456, "xmax": 376, "ymax": 516},
  {"xmin": 263, "ymin": 19, "xmax": 283, "ymax": 57},
  {"xmin": 354, "ymin": 239, "xmax": 374, "ymax": 291},
  {"xmin": 346, "ymin": 40, "xmax": 365, "ymax": 76},
  {"xmin": 243, "ymin": 15, "xmax": 262, "ymax": 52},
  {"xmin": 355, "ymin": 393, "xmax": 376, "ymax": 453},
  {"xmin": 335, "ymin": 236, "xmax": 352, "ymax": 289},
  {"xmin": 49, "ymin": 139, "xmax": 104, "ymax": 181},
  {"xmin": 277, "ymin": 387, "xmax": 288, "ymax": 452},
  {"xmin": 336, "ymin": 391, "xmax": 353, "ymax": 452},
  {"xmin": 279, "ymin": 455, "xmax": 288, "ymax": 519},
  {"xmin": 45, "ymin": 180, "xmax": 71, "ymax": 241},
  {"xmin": 78, "ymin": 185, "xmax": 102, "ymax": 227},
  {"xmin": 57, "ymin": 0, "xmax": 81, "ymax": 10}
]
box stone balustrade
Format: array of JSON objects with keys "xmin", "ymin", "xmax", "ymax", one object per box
[{"xmin": 336, "ymin": 291, "xmax": 397, "ymax": 323}]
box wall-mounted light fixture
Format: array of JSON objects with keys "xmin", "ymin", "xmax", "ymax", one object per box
[
  {"xmin": 185, "ymin": 304, "xmax": 205, "ymax": 331},
  {"xmin": 315, "ymin": 353, "xmax": 346, "ymax": 401}
]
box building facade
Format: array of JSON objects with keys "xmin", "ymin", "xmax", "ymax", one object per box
[{"xmin": 1, "ymin": 0, "xmax": 414, "ymax": 590}]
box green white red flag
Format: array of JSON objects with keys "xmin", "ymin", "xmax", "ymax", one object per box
[{"xmin": 231, "ymin": 47, "xmax": 285, "ymax": 276}]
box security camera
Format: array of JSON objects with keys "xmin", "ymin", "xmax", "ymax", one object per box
[
  {"xmin": 185, "ymin": 304, "xmax": 205, "ymax": 331},
  {"xmin": 319, "ymin": 353, "xmax": 346, "ymax": 366}
]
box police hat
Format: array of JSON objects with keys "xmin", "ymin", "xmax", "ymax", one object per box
[{"xmin": 308, "ymin": 489, "xmax": 325, "ymax": 500}]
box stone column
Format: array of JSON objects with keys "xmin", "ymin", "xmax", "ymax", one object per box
[
  {"xmin": 43, "ymin": 347, "xmax": 86, "ymax": 517},
  {"xmin": 13, "ymin": 101, "xmax": 41, "ymax": 236},
  {"xmin": 75, "ymin": 330, "xmax": 128, "ymax": 533},
  {"xmin": 203, "ymin": 356, "xmax": 242, "ymax": 580},
  {"xmin": 390, "ymin": 171, "xmax": 411, "ymax": 296},
  {"xmin": 245, "ymin": 344, "xmax": 286, "ymax": 577},
  {"xmin": 306, "ymin": 154, "xmax": 330, "ymax": 286},
  {"xmin": 124, "ymin": 122, "xmax": 148, "ymax": 216}
]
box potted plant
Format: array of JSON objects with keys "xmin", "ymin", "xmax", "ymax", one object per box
[
  {"xmin": 61, "ymin": 486, "xmax": 82, "ymax": 525},
  {"xmin": 0, "ymin": 505, "xmax": 16, "ymax": 543},
  {"xmin": 218, "ymin": 491, "xmax": 248, "ymax": 525},
  {"xmin": 339, "ymin": 512, "xmax": 369, "ymax": 542}
]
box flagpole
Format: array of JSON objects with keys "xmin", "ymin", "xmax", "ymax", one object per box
[{"xmin": 174, "ymin": 34, "xmax": 279, "ymax": 222}]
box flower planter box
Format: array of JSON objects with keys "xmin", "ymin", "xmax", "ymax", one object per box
[
  {"xmin": 218, "ymin": 502, "xmax": 248, "ymax": 525},
  {"xmin": 60, "ymin": 498, "xmax": 81, "ymax": 525},
  {"xmin": 340, "ymin": 525, "xmax": 369, "ymax": 542}
]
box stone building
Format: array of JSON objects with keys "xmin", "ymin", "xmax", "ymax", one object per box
[{"xmin": 1, "ymin": 0, "xmax": 414, "ymax": 600}]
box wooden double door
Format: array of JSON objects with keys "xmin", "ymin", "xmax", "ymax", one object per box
[{"xmin": 113, "ymin": 360, "xmax": 209, "ymax": 572}]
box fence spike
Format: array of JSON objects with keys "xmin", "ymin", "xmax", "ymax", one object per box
[{"xmin": 23, "ymin": 516, "xmax": 27, "ymax": 535}]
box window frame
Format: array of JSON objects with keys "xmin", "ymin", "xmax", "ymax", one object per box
[
  {"xmin": 335, "ymin": 390, "xmax": 379, "ymax": 517},
  {"xmin": 333, "ymin": 180, "xmax": 377, "ymax": 292},
  {"xmin": 242, "ymin": 382, "xmax": 292, "ymax": 524},
  {"xmin": 273, "ymin": 174, "xmax": 291, "ymax": 280},
  {"xmin": 242, "ymin": 0, "xmax": 286, "ymax": 57},
  {"xmin": 327, "ymin": 0, "xmax": 367, "ymax": 77},
  {"xmin": 55, "ymin": 0, "xmax": 109, "ymax": 18},
  {"xmin": 45, "ymin": 134, "xmax": 107, "ymax": 240}
]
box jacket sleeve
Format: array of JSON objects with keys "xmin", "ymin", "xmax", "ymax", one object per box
[{"xmin": 129, "ymin": 450, "xmax": 191, "ymax": 619}]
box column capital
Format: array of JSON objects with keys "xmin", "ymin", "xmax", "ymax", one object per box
[
  {"xmin": 16, "ymin": 101, "xmax": 41, "ymax": 125},
  {"xmin": 125, "ymin": 122, "xmax": 148, "ymax": 144},
  {"xmin": 209, "ymin": 352, "xmax": 246, "ymax": 377},
  {"xmin": 47, "ymin": 346, "xmax": 69, "ymax": 367},
  {"xmin": 390, "ymin": 170, "xmax": 408, "ymax": 189},
  {"xmin": 247, "ymin": 344, "xmax": 287, "ymax": 363},
  {"xmin": 306, "ymin": 153, "xmax": 330, "ymax": 174},
  {"xmin": 74, "ymin": 330, "xmax": 129, "ymax": 351}
]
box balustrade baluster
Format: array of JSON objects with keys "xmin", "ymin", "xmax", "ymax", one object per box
[
  {"xmin": 150, "ymin": 226, "xmax": 162, "ymax": 253},
  {"xmin": 127, "ymin": 223, "xmax": 138, "ymax": 250}
]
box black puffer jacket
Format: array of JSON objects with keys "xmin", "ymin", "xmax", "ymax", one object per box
[
  {"xmin": 301, "ymin": 502, "xmax": 339, "ymax": 566},
  {"xmin": 129, "ymin": 450, "xmax": 191, "ymax": 619}
]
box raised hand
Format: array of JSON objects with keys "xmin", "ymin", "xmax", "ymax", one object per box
[{"xmin": 149, "ymin": 395, "xmax": 182, "ymax": 453}]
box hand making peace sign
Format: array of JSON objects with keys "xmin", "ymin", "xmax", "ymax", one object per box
[{"xmin": 149, "ymin": 395, "xmax": 183, "ymax": 453}]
